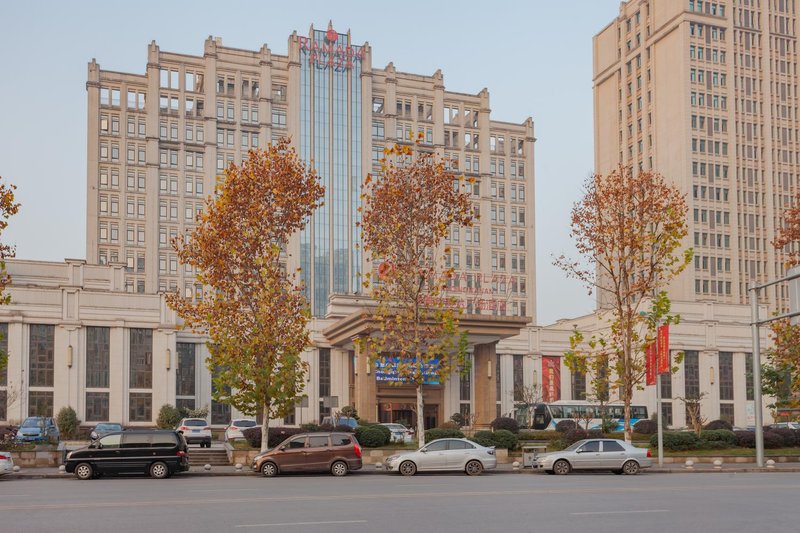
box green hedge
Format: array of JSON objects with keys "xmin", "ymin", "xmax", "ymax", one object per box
[
  {"xmin": 470, "ymin": 429, "xmax": 519, "ymax": 450},
  {"xmin": 518, "ymin": 431, "xmax": 563, "ymax": 441},
  {"xmin": 699, "ymin": 429, "xmax": 737, "ymax": 447},
  {"xmin": 651, "ymin": 431, "xmax": 701, "ymax": 451},
  {"xmin": 354, "ymin": 425, "xmax": 391, "ymax": 447},
  {"xmin": 424, "ymin": 428, "xmax": 465, "ymax": 442}
]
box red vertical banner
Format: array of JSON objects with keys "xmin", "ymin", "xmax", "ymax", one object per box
[
  {"xmin": 646, "ymin": 343, "xmax": 656, "ymax": 386},
  {"xmin": 657, "ymin": 324, "xmax": 670, "ymax": 374},
  {"xmin": 542, "ymin": 356, "xmax": 561, "ymax": 402}
]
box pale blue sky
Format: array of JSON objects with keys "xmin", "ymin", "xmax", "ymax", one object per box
[{"xmin": 0, "ymin": 0, "xmax": 622, "ymax": 325}]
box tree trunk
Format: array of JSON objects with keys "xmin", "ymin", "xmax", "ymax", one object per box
[
  {"xmin": 623, "ymin": 392, "xmax": 632, "ymax": 443},
  {"xmin": 416, "ymin": 384, "xmax": 425, "ymax": 449},
  {"xmin": 260, "ymin": 401, "xmax": 271, "ymax": 453}
]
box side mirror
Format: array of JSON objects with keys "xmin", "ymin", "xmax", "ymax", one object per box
[
  {"xmin": 279, "ymin": 445, "xmax": 287, "ymax": 452},
  {"xmin": 420, "ymin": 448, "xmax": 428, "ymax": 453},
  {"xmin": 575, "ymin": 449, "xmax": 584, "ymax": 454}
]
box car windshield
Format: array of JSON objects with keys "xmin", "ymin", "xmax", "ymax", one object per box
[
  {"xmin": 234, "ymin": 420, "xmax": 256, "ymax": 427},
  {"xmin": 563, "ymin": 440, "xmax": 586, "ymax": 452},
  {"xmin": 185, "ymin": 419, "xmax": 207, "ymax": 426},
  {"xmin": 21, "ymin": 418, "xmax": 42, "ymax": 428}
]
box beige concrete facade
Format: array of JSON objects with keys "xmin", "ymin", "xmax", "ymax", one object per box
[{"xmin": 594, "ymin": 0, "xmax": 799, "ymax": 312}]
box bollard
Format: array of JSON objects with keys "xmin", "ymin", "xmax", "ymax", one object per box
[
  {"xmin": 512, "ymin": 461, "xmax": 520, "ymax": 473},
  {"xmin": 204, "ymin": 464, "xmax": 211, "ymax": 471},
  {"xmin": 235, "ymin": 463, "xmax": 243, "ymax": 471},
  {"xmin": 684, "ymin": 459, "xmax": 694, "ymax": 470},
  {"xmin": 13, "ymin": 465, "xmax": 20, "ymax": 473},
  {"xmin": 375, "ymin": 463, "xmax": 382, "ymax": 470},
  {"xmin": 59, "ymin": 465, "xmax": 66, "ymax": 474},
  {"xmin": 766, "ymin": 459, "xmax": 775, "ymax": 469},
  {"xmin": 713, "ymin": 459, "xmax": 722, "ymax": 470}
]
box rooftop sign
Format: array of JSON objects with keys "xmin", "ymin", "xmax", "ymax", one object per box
[{"xmin": 298, "ymin": 29, "xmax": 364, "ymax": 71}]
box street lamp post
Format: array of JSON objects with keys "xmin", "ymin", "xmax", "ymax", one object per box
[{"xmin": 640, "ymin": 310, "xmax": 664, "ymax": 467}]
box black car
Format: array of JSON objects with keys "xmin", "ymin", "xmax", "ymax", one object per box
[{"xmin": 65, "ymin": 430, "xmax": 189, "ymax": 480}]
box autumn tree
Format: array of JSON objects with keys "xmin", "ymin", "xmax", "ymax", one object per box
[
  {"xmin": 0, "ymin": 177, "xmax": 20, "ymax": 374},
  {"xmin": 768, "ymin": 199, "xmax": 800, "ymax": 412},
  {"xmin": 555, "ymin": 165, "xmax": 691, "ymax": 442},
  {"xmin": 514, "ymin": 384, "xmax": 542, "ymax": 429},
  {"xmin": 359, "ymin": 140, "xmax": 474, "ymax": 447},
  {"xmin": 167, "ymin": 141, "xmax": 324, "ymax": 452}
]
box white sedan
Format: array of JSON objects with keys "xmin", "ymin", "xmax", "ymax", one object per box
[
  {"xmin": 536, "ymin": 438, "xmax": 652, "ymax": 475},
  {"xmin": 384, "ymin": 438, "xmax": 496, "ymax": 476},
  {"xmin": 0, "ymin": 451, "xmax": 14, "ymax": 477},
  {"xmin": 224, "ymin": 419, "xmax": 257, "ymax": 441},
  {"xmin": 380, "ymin": 423, "xmax": 413, "ymax": 443}
]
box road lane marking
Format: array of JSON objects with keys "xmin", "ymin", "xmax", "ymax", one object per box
[
  {"xmin": 571, "ymin": 510, "xmax": 670, "ymax": 516},
  {"xmin": 236, "ymin": 520, "xmax": 367, "ymax": 528},
  {"xmin": 1, "ymin": 483, "xmax": 798, "ymax": 512}
]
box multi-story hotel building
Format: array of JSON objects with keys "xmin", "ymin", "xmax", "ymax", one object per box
[
  {"xmin": 18, "ymin": 23, "xmax": 536, "ymax": 428},
  {"xmin": 594, "ymin": 0, "xmax": 798, "ymax": 311}
]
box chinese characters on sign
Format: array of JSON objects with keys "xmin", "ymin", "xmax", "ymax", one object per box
[{"xmin": 298, "ymin": 29, "xmax": 364, "ymax": 71}]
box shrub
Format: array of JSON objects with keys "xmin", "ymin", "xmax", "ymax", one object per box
[
  {"xmin": 633, "ymin": 419, "xmax": 657, "ymax": 434},
  {"xmin": 734, "ymin": 430, "xmax": 755, "ymax": 448},
  {"xmin": 555, "ymin": 420, "xmax": 577, "ymax": 433},
  {"xmin": 438, "ymin": 421, "xmax": 461, "ymax": 430},
  {"xmin": 492, "ymin": 429, "xmax": 519, "ymax": 450},
  {"xmin": 318, "ymin": 423, "xmax": 334, "ymax": 431},
  {"xmin": 704, "ymin": 419, "xmax": 733, "ymax": 431},
  {"xmin": 156, "ymin": 404, "xmax": 181, "ymax": 429},
  {"xmin": 300, "ymin": 423, "xmax": 320, "ymax": 432},
  {"xmin": 770, "ymin": 428, "xmax": 797, "ymax": 447},
  {"xmin": 241, "ymin": 426, "xmax": 306, "ymax": 449},
  {"xmin": 563, "ymin": 428, "xmax": 588, "ymax": 445},
  {"xmin": 333, "ymin": 424, "xmax": 355, "ymax": 433},
  {"xmin": 56, "ymin": 406, "xmax": 80, "ymax": 440},
  {"xmin": 178, "ymin": 405, "xmax": 209, "ymax": 420},
  {"xmin": 587, "ymin": 429, "xmax": 605, "ymax": 439},
  {"xmin": 653, "ymin": 431, "xmax": 701, "ymax": 451},
  {"xmin": 699, "ymin": 429, "xmax": 736, "ymax": 447},
  {"xmin": 355, "ymin": 425, "xmax": 390, "ymax": 447},
  {"xmin": 763, "ymin": 431, "xmax": 785, "ymax": 449},
  {"xmin": 424, "ymin": 428, "xmax": 465, "ymax": 442},
  {"xmin": 470, "ymin": 431, "xmax": 495, "ymax": 448},
  {"xmin": 490, "ymin": 416, "xmax": 520, "ymax": 434},
  {"xmin": 518, "ymin": 431, "xmax": 563, "ymax": 441}
]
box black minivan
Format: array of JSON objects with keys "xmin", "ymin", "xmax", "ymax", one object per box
[{"xmin": 65, "ymin": 430, "xmax": 189, "ymax": 480}]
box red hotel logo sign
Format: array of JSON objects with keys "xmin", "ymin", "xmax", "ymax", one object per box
[{"xmin": 298, "ymin": 31, "xmax": 364, "ymax": 71}]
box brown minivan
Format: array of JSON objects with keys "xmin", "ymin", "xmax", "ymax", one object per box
[{"xmin": 252, "ymin": 432, "xmax": 363, "ymax": 477}]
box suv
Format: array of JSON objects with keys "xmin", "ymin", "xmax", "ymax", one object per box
[
  {"xmin": 178, "ymin": 418, "xmax": 212, "ymax": 447},
  {"xmin": 65, "ymin": 430, "xmax": 189, "ymax": 480},
  {"xmin": 16, "ymin": 417, "xmax": 60, "ymax": 443},
  {"xmin": 252, "ymin": 432, "xmax": 362, "ymax": 477}
]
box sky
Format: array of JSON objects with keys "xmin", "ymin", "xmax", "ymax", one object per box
[{"xmin": 0, "ymin": 0, "xmax": 622, "ymax": 326}]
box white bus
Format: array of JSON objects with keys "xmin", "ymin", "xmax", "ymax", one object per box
[{"xmin": 519, "ymin": 401, "xmax": 648, "ymax": 431}]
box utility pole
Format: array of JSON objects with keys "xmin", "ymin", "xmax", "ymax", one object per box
[{"xmin": 655, "ymin": 317, "xmax": 664, "ymax": 468}]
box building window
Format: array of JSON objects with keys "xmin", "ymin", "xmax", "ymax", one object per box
[
  {"xmin": 176, "ymin": 343, "xmax": 196, "ymax": 397},
  {"xmin": 85, "ymin": 392, "xmax": 109, "ymax": 422},
  {"xmin": 660, "ymin": 370, "xmax": 672, "ymax": 398},
  {"xmin": 319, "ymin": 348, "xmax": 331, "ymax": 421},
  {"xmin": 684, "ymin": 350, "xmax": 699, "ymax": 398},
  {"xmin": 719, "ymin": 403, "xmax": 734, "ymax": 424},
  {"xmin": 29, "ymin": 324, "xmax": 54, "ymax": 387},
  {"xmin": 28, "ymin": 390, "xmax": 54, "ymax": 417},
  {"xmin": 571, "ymin": 370, "xmax": 586, "ymax": 400},
  {"xmin": 512, "ymin": 355, "xmax": 524, "ymax": 402},
  {"xmin": 459, "ymin": 359, "xmax": 471, "ymax": 402},
  {"xmin": 129, "ymin": 329, "xmax": 153, "ymax": 389},
  {"xmin": 744, "ymin": 352, "xmax": 754, "ymax": 401},
  {"xmin": 719, "ymin": 352, "xmax": 733, "ymax": 401},
  {"xmin": 661, "ymin": 402, "xmax": 673, "ymax": 427},
  {"xmin": 129, "ymin": 392, "xmax": 152, "ymax": 422},
  {"xmin": 86, "ymin": 327, "xmax": 110, "ymax": 388}
]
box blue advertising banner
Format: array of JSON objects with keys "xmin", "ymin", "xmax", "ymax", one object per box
[{"xmin": 374, "ymin": 357, "xmax": 440, "ymax": 385}]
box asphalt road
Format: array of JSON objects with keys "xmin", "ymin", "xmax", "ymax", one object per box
[{"xmin": 1, "ymin": 471, "xmax": 799, "ymax": 533}]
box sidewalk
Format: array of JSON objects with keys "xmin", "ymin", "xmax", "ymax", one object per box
[{"xmin": 7, "ymin": 461, "xmax": 800, "ymax": 479}]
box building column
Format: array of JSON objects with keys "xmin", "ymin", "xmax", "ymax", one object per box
[
  {"xmin": 473, "ymin": 342, "xmax": 497, "ymax": 427},
  {"xmin": 352, "ymin": 337, "xmax": 377, "ymax": 423}
]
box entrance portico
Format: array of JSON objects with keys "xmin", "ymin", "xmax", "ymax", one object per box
[{"xmin": 322, "ymin": 295, "xmax": 528, "ymax": 427}]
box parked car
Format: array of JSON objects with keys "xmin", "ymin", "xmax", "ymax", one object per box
[
  {"xmin": 15, "ymin": 417, "xmax": 59, "ymax": 443},
  {"xmin": 90, "ymin": 423, "xmax": 124, "ymax": 441},
  {"xmin": 321, "ymin": 416, "xmax": 359, "ymax": 429},
  {"xmin": 535, "ymin": 438, "xmax": 652, "ymax": 475},
  {"xmin": 65, "ymin": 430, "xmax": 189, "ymax": 480},
  {"xmin": 0, "ymin": 451, "xmax": 14, "ymax": 477},
  {"xmin": 224, "ymin": 419, "xmax": 257, "ymax": 441},
  {"xmin": 380, "ymin": 423, "xmax": 413, "ymax": 443},
  {"xmin": 177, "ymin": 418, "xmax": 212, "ymax": 447},
  {"xmin": 384, "ymin": 438, "xmax": 497, "ymax": 476},
  {"xmin": 769, "ymin": 422, "xmax": 800, "ymax": 430},
  {"xmin": 252, "ymin": 432, "xmax": 362, "ymax": 477}
]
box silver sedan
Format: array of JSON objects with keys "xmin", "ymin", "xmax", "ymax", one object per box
[
  {"xmin": 536, "ymin": 438, "xmax": 652, "ymax": 475},
  {"xmin": 384, "ymin": 438, "xmax": 497, "ymax": 476}
]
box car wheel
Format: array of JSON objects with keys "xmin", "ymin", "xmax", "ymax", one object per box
[
  {"xmin": 149, "ymin": 461, "xmax": 169, "ymax": 479},
  {"xmin": 465, "ymin": 460, "xmax": 484, "ymax": 476},
  {"xmin": 74, "ymin": 463, "xmax": 93, "ymax": 480},
  {"xmin": 261, "ymin": 462, "xmax": 278, "ymax": 477},
  {"xmin": 622, "ymin": 460, "xmax": 640, "ymax": 475},
  {"xmin": 553, "ymin": 460, "xmax": 571, "ymax": 475},
  {"xmin": 399, "ymin": 460, "xmax": 417, "ymax": 476},
  {"xmin": 331, "ymin": 460, "xmax": 348, "ymax": 477}
]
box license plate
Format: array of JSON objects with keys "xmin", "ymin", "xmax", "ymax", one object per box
[{"xmin": 192, "ymin": 429, "xmax": 200, "ymax": 433}]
